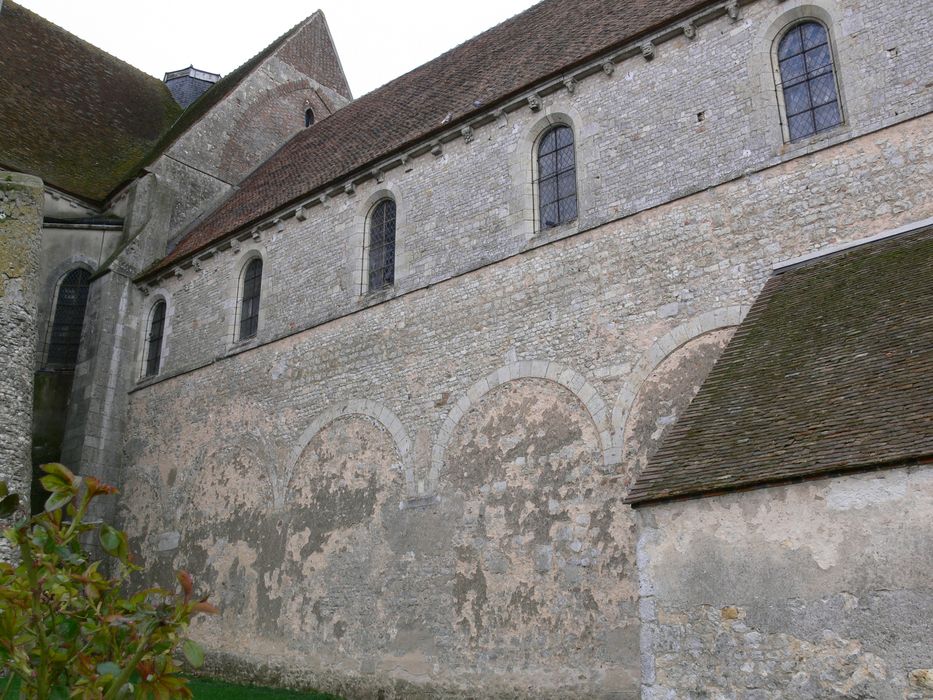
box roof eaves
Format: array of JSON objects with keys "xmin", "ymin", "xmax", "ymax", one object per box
[
  {"xmin": 625, "ymin": 455, "xmax": 933, "ymax": 507},
  {"xmin": 140, "ymin": 0, "xmax": 724, "ymax": 280}
]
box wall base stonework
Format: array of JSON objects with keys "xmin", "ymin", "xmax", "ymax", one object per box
[
  {"xmin": 0, "ymin": 171, "xmax": 42, "ymax": 560},
  {"xmin": 637, "ymin": 466, "xmax": 933, "ymax": 700}
]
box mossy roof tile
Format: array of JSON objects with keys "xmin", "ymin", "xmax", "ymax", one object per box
[
  {"xmin": 626, "ymin": 226, "xmax": 933, "ymax": 505},
  {"xmin": 0, "ymin": 2, "xmax": 182, "ymax": 203}
]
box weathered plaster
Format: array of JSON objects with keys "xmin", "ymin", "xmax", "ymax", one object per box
[{"xmin": 637, "ymin": 466, "xmax": 933, "ymax": 699}]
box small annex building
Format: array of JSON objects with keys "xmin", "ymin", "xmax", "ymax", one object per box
[{"xmin": 0, "ymin": 0, "xmax": 931, "ymax": 697}]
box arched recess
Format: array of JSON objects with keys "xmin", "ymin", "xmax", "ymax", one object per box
[
  {"xmin": 610, "ymin": 306, "xmax": 749, "ymax": 450},
  {"xmin": 429, "ymin": 361, "xmax": 612, "ymax": 493},
  {"xmin": 283, "ymin": 399, "xmax": 414, "ymax": 505}
]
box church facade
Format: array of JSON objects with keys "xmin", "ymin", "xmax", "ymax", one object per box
[{"xmin": 1, "ymin": 0, "xmax": 931, "ymax": 697}]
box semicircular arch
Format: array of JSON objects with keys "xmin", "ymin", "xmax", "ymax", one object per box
[
  {"xmin": 430, "ymin": 361, "xmax": 611, "ymax": 492},
  {"xmin": 284, "ymin": 399, "xmax": 414, "ymax": 503},
  {"xmin": 611, "ymin": 306, "xmax": 748, "ymax": 450}
]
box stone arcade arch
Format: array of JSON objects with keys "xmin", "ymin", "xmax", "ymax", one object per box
[
  {"xmin": 429, "ymin": 361, "xmax": 612, "ymax": 494},
  {"xmin": 284, "ymin": 399, "xmax": 415, "ymax": 504},
  {"xmin": 610, "ymin": 306, "xmax": 748, "ymax": 452}
]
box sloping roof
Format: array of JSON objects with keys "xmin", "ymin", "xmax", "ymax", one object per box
[
  {"xmin": 626, "ymin": 226, "xmax": 933, "ymax": 505},
  {"xmin": 140, "ymin": 11, "xmax": 351, "ymax": 171},
  {"xmin": 0, "ymin": 1, "xmax": 183, "ymax": 203},
  {"xmin": 150, "ymin": 0, "xmax": 713, "ymax": 273}
]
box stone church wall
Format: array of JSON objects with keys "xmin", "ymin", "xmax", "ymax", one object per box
[
  {"xmin": 116, "ymin": 0, "xmax": 933, "ymax": 696},
  {"xmin": 121, "ymin": 111, "xmax": 933, "ymax": 697},
  {"xmin": 636, "ymin": 466, "xmax": 933, "ymax": 700}
]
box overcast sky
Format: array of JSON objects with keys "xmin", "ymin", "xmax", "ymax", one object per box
[{"xmin": 14, "ymin": 0, "xmax": 539, "ymax": 97}]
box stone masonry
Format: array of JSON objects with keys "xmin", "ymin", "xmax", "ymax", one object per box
[
  {"xmin": 115, "ymin": 0, "xmax": 933, "ymax": 695},
  {"xmin": 6, "ymin": 0, "xmax": 932, "ymax": 696},
  {"xmin": 0, "ymin": 171, "xmax": 42, "ymax": 560}
]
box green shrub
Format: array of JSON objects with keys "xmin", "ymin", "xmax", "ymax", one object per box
[{"xmin": 0, "ymin": 464, "xmax": 217, "ymax": 699}]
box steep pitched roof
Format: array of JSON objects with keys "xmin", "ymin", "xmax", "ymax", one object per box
[
  {"xmin": 150, "ymin": 0, "xmax": 713, "ymax": 273},
  {"xmin": 0, "ymin": 1, "xmax": 182, "ymax": 204},
  {"xmin": 626, "ymin": 226, "xmax": 933, "ymax": 505}
]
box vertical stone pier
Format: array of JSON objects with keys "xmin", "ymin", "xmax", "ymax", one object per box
[{"xmin": 0, "ymin": 172, "xmax": 42, "ymax": 560}]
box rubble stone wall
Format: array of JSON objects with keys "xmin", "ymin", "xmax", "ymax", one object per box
[{"xmin": 0, "ymin": 172, "xmax": 42, "ymax": 560}]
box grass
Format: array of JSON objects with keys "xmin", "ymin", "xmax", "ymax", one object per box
[
  {"xmin": 1, "ymin": 675, "xmax": 343, "ymax": 699},
  {"xmin": 188, "ymin": 677, "xmax": 342, "ymax": 699}
]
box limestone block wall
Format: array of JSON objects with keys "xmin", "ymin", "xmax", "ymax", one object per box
[
  {"xmin": 120, "ymin": 115, "xmax": 933, "ymax": 698},
  {"xmin": 0, "ymin": 172, "xmax": 42, "ymax": 560},
  {"xmin": 141, "ymin": 0, "xmax": 933, "ymax": 379},
  {"xmin": 636, "ymin": 465, "xmax": 933, "ymax": 700}
]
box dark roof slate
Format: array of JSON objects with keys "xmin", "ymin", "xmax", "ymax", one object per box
[
  {"xmin": 0, "ymin": 1, "xmax": 182, "ymax": 203},
  {"xmin": 151, "ymin": 0, "xmax": 713, "ymax": 273},
  {"xmin": 626, "ymin": 226, "xmax": 933, "ymax": 505}
]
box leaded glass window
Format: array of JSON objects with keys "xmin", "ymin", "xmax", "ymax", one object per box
[
  {"xmin": 366, "ymin": 199, "xmax": 396, "ymax": 292},
  {"xmin": 145, "ymin": 300, "xmax": 166, "ymax": 378},
  {"xmin": 239, "ymin": 258, "xmax": 263, "ymax": 340},
  {"xmin": 537, "ymin": 125, "xmax": 577, "ymax": 229},
  {"xmin": 46, "ymin": 268, "xmax": 91, "ymax": 368},
  {"xmin": 777, "ymin": 21, "xmax": 842, "ymax": 141}
]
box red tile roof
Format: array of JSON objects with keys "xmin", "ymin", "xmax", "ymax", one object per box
[
  {"xmin": 150, "ymin": 0, "xmax": 714, "ymax": 274},
  {"xmin": 626, "ymin": 226, "xmax": 933, "ymax": 505},
  {"xmin": 0, "ymin": 2, "xmax": 183, "ymax": 204}
]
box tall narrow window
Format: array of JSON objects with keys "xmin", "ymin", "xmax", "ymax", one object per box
[
  {"xmin": 46, "ymin": 268, "xmax": 91, "ymax": 368},
  {"xmin": 239, "ymin": 258, "xmax": 263, "ymax": 340},
  {"xmin": 305, "ymin": 108, "xmax": 315, "ymax": 127},
  {"xmin": 776, "ymin": 20, "xmax": 842, "ymax": 141},
  {"xmin": 145, "ymin": 300, "xmax": 166, "ymax": 378},
  {"xmin": 366, "ymin": 199, "xmax": 396, "ymax": 292},
  {"xmin": 537, "ymin": 125, "xmax": 577, "ymax": 229}
]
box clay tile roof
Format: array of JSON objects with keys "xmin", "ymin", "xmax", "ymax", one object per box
[
  {"xmin": 0, "ymin": 1, "xmax": 182, "ymax": 204},
  {"xmin": 626, "ymin": 226, "xmax": 933, "ymax": 506},
  {"xmin": 150, "ymin": 0, "xmax": 714, "ymax": 274}
]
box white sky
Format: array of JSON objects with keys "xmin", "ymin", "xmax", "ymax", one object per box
[{"xmin": 14, "ymin": 0, "xmax": 539, "ymax": 97}]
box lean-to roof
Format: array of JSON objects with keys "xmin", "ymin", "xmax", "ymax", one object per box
[{"xmin": 626, "ymin": 226, "xmax": 933, "ymax": 505}]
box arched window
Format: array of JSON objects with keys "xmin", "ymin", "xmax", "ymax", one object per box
[
  {"xmin": 537, "ymin": 124, "xmax": 577, "ymax": 229},
  {"xmin": 366, "ymin": 199, "xmax": 396, "ymax": 292},
  {"xmin": 304, "ymin": 108, "xmax": 315, "ymax": 127},
  {"xmin": 238, "ymin": 257, "xmax": 263, "ymax": 340},
  {"xmin": 144, "ymin": 300, "xmax": 166, "ymax": 378},
  {"xmin": 776, "ymin": 20, "xmax": 842, "ymax": 141},
  {"xmin": 46, "ymin": 268, "xmax": 91, "ymax": 368}
]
